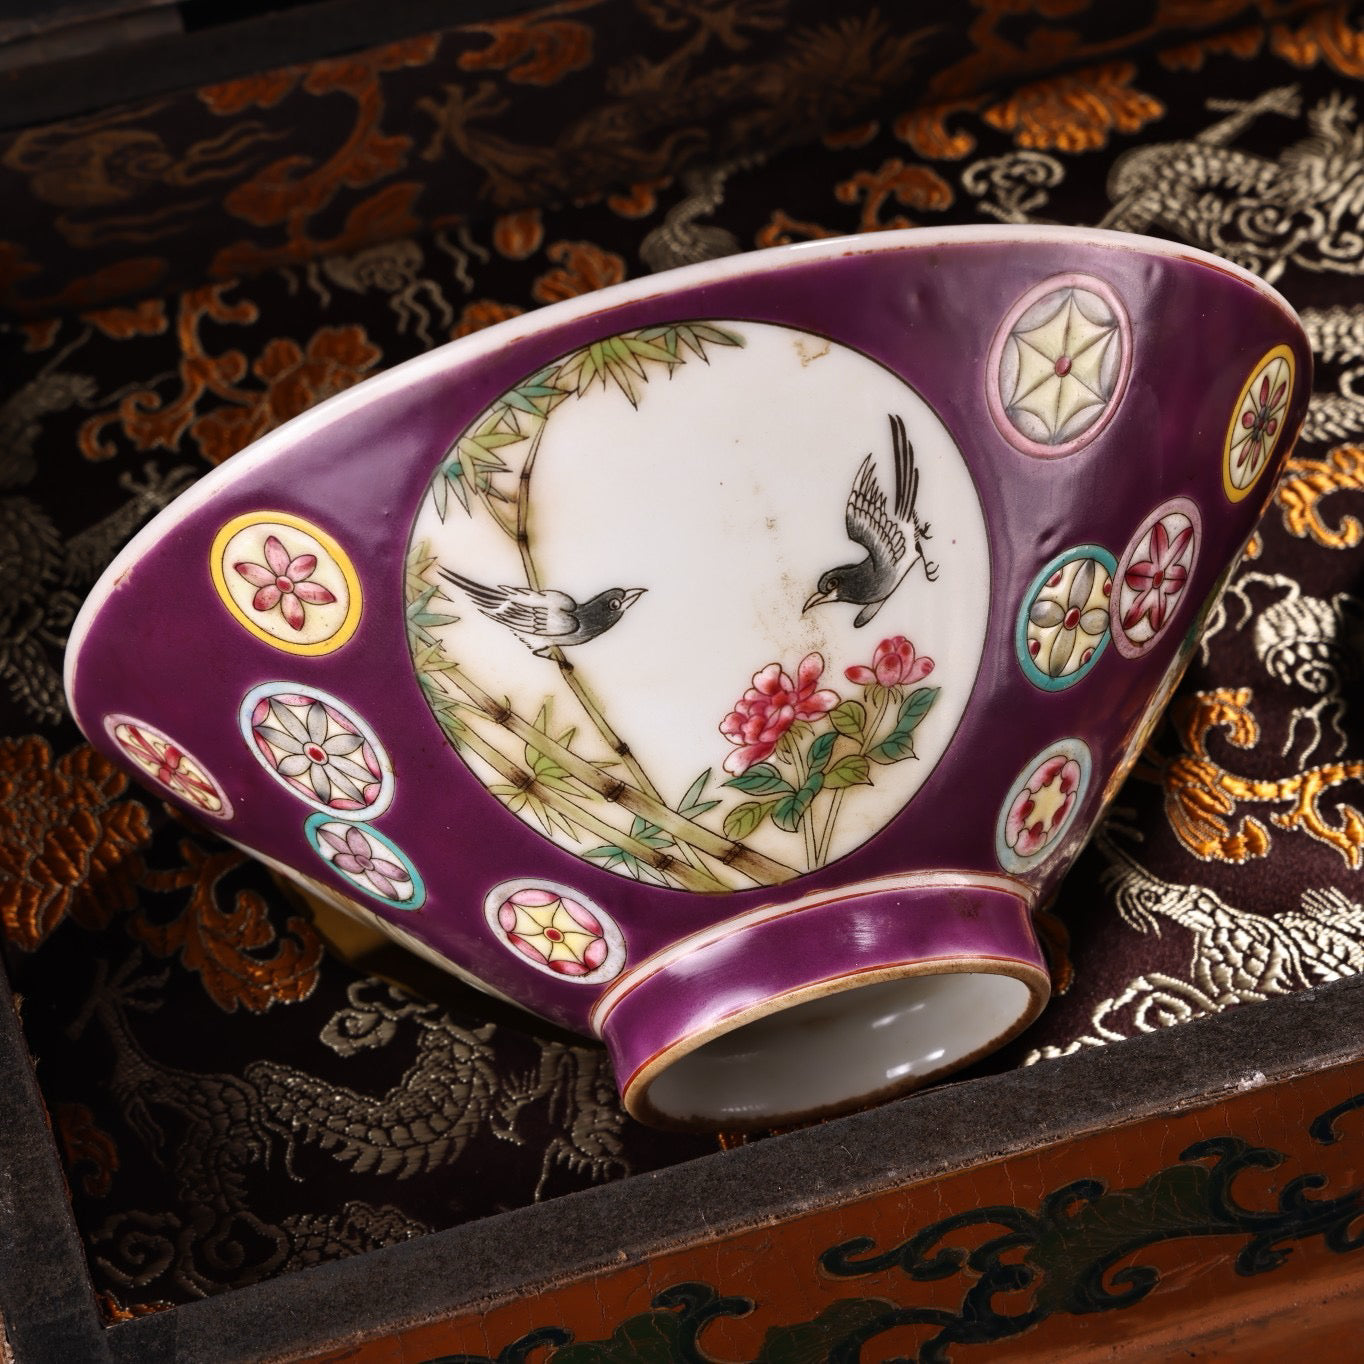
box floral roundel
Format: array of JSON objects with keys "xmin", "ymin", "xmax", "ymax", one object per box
[
  {"xmin": 104, "ymin": 715, "xmax": 231, "ymax": 818},
  {"xmin": 1223, "ymin": 344, "xmax": 1294, "ymax": 502},
  {"xmin": 240, "ymin": 682, "xmax": 393, "ymax": 817},
  {"xmin": 483, "ymin": 880, "xmax": 625, "ymax": 984},
  {"xmin": 305, "ymin": 815, "xmax": 424, "ymax": 909},
  {"xmin": 988, "ymin": 274, "xmax": 1131, "ymax": 458},
  {"xmin": 995, "ymin": 737, "xmax": 1092, "ymax": 874},
  {"xmin": 211, "ymin": 512, "xmax": 361, "ymax": 654},
  {"xmin": 1016, "ymin": 546, "xmax": 1116, "ymax": 690},
  {"xmin": 1111, "ymin": 497, "xmax": 1201, "ymax": 659}
]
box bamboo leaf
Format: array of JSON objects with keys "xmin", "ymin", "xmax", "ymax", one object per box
[
  {"xmin": 824, "ymin": 755, "xmax": 872, "ymax": 789},
  {"xmin": 623, "ymin": 335, "xmax": 678, "ymax": 367},
  {"xmin": 606, "ymin": 335, "xmax": 649, "ymax": 379},
  {"xmin": 583, "ymin": 843, "xmax": 629, "ymax": 867},
  {"xmin": 723, "ymin": 763, "xmax": 793, "ymax": 796},
  {"xmin": 678, "ymin": 769, "xmax": 720, "ymax": 819},
  {"xmin": 690, "ymin": 323, "xmax": 744, "ymax": 348},
  {"xmin": 830, "ymin": 700, "xmax": 866, "ymax": 740},
  {"xmin": 627, "ymin": 815, "xmax": 669, "ymax": 849},
  {"xmin": 723, "ymin": 801, "xmax": 772, "ymax": 841}
]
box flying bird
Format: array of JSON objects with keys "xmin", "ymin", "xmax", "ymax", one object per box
[
  {"xmin": 803, "ymin": 413, "xmax": 937, "ymax": 627},
  {"xmin": 440, "ymin": 569, "xmax": 645, "ymax": 656}
]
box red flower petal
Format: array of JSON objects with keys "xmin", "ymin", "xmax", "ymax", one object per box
[
  {"xmin": 264, "ymin": 535, "xmax": 291, "ymax": 575},
  {"xmin": 795, "ymin": 652, "xmax": 826, "ymax": 694},
  {"xmin": 234, "ymin": 560, "xmax": 274, "ymax": 587}
]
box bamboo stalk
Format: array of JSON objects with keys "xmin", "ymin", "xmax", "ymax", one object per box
[
  {"xmin": 451, "ymin": 713, "xmax": 729, "ymax": 894},
  {"xmin": 509, "ymin": 412, "xmax": 712, "ymax": 878},
  {"xmin": 439, "ymin": 661, "xmax": 799, "ymax": 885}
]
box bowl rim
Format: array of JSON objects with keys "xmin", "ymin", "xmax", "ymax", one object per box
[{"xmin": 62, "ymin": 223, "xmax": 1304, "ymax": 729}]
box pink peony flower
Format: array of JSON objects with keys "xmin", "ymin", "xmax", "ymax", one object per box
[
  {"xmin": 845, "ymin": 636, "xmax": 934, "ymax": 688},
  {"xmin": 235, "ymin": 535, "xmax": 336, "ymax": 631},
  {"xmin": 1005, "ymin": 755, "xmax": 1082, "ymax": 857},
  {"xmin": 720, "ymin": 652, "xmax": 839, "ymax": 775}
]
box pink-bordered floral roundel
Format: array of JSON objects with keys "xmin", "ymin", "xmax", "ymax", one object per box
[
  {"xmin": 483, "ymin": 879, "xmax": 625, "ymax": 984},
  {"xmin": 988, "ymin": 273, "xmax": 1132, "ymax": 458},
  {"xmin": 104, "ymin": 715, "xmax": 232, "ymax": 818},
  {"xmin": 239, "ymin": 682, "xmax": 394, "ymax": 818},
  {"xmin": 1111, "ymin": 497, "xmax": 1201, "ymax": 659}
]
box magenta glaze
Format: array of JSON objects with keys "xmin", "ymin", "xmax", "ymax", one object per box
[{"xmin": 65, "ymin": 228, "xmax": 1311, "ymax": 1128}]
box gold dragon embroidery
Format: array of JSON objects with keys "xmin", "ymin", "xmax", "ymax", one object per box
[{"xmin": 1157, "ymin": 687, "xmax": 1364, "ymax": 869}]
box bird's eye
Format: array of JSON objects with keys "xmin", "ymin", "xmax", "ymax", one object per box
[{"xmin": 609, "ymin": 597, "xmax": 622, "ymax": 609}]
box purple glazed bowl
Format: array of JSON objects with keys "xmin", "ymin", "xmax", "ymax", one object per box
[{"xmin": 65, "ymin": 227, "xmax": 1311, "ymax": 1130}]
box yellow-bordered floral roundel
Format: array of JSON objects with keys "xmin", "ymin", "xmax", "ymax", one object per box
[
  {"xmin": 1222, "ymin": 345, "xmax": 1294, "ymax": 503},
  {"xmin": 210, "ymin": 511, "xmax": 362, "ymax": 654}
]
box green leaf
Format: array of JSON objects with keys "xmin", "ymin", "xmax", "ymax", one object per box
[
  {"xmin": 869, "ymin": 734, "xmax": 916, "ymax": 764},
  {"xmin": 678, "ymin": 769, "xmax": 720, "ymax": 820},
  {"xmin": 830, "ymin": 700, "xmax": 866, "ymax": 739},
  {"xmin": 722, "ymin": 801, "xmax": 771, "ymax": 841},
  {"xmin": 626, "ymin": 815, "xmax": 669, "ymax": 849},
  {"xmin": 583, "ymin": 843, "xmax": 630, "ymax": 868},
  {"xmin": 896, "ymin": 686, "xmax": 940, "ymax": 735},
  {"xmin": 623, "ymin": 335, "xmax": 677, "ymax": 367},
  {"xmin": 824, "ymin": 754, "xmax": 872, "ymax": 789},
  {"xmin": 723, "ymin": 763, "xmax": 793, "ymax": 795},
  {"xmin": 868, "ymin": 687, "xmax": 939, "ymax": 764},
  {"xmin": 772, "ymin": 771, "xmax": 823, "ymax": 831},
  {"xmin": 806, "ymin": 730, "xmax": 837, "ymax": 774}
]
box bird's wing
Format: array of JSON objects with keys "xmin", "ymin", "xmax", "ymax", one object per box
[
  {"xmin": 845, "ymin": 453, "xmax": 906, "ymax": 568},
  {"xmin": 889, "ymin": 413, "xmax": 919, "ymax": 525},
  {"xmin": 440, "ymin": 570, "xmax": 578, "ymax": 638}
]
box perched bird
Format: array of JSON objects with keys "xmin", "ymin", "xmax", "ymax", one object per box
[
  {"xmin": 804, "ymin": 412, "xmax": 937, "ymax": 627},
  {"xmin": 440, "ymin": 569, "xmax": 645, "ymax": 656}
]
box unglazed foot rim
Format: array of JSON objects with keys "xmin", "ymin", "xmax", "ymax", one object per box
[{"xmin": 621, "ymin": 957, "xmax": 1050, "ymax": 1132}]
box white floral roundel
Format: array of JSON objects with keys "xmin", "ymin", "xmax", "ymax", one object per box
[
  {"xmin": 407, "ymin": 321, "xmax": 991, "ymax": 892},
  {"xmin": 239, "ymin": 682, "xmax": 394, "ymax": 818},
  {"xmin": 988, "ymin": 274, "xmax": 1131, "ymax": 457},
  {"xmin": 995, "ymin": 737, "xmax": 1093, "ymax": 874}
]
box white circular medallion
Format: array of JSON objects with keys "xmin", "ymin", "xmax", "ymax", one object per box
[{"xmin": 408, "ymin": 321, "xmax": 991, "ymax": 892}]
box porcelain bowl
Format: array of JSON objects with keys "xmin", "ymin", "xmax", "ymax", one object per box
[{"xmin": 65, "ymin": 227, "xmax": 1311, "ymax": 1130}]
